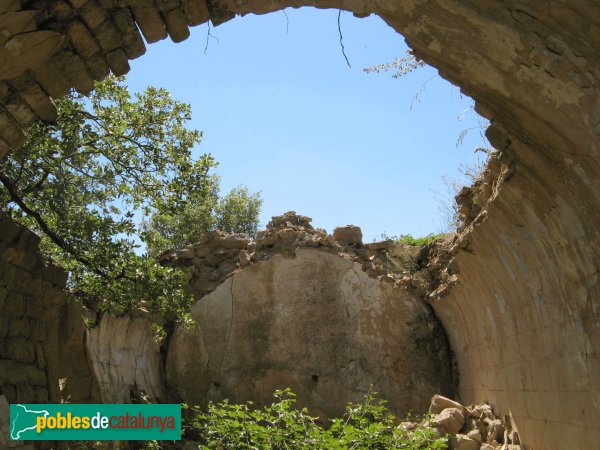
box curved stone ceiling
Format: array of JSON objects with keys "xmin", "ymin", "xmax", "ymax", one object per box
[{"xmin": 0, "ymin": 1, "xmax": 598, "ymax": 448}]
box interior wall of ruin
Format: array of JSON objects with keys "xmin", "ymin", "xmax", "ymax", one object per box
[{"xmin": 0, "ymin": 212, "xmax": 95, "ymax": 407}]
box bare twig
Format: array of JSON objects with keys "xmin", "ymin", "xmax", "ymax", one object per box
[
  {"xmin": 338, "ymin": 10, "xmax": 351, "ymax": 68},
  {"xmin": 204, "ymin": 22, "xmax": 219, "ymax": 54},
  {"xmin": 456, "ymin": 126, "xmax": 486, "ymax": 148},
  {"xmin": 410, "ymin": 75, "xmax": 438, "ymax": 110},
  {"xmin": 282, "ymin": 9, "xmax": 289, "ymax": 33}
]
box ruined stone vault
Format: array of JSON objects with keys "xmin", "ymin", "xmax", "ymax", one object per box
[
  {"xmin": 0, "ymin": 1, "xmax": 598, "ymax": 449},
  {"xmin": 85, "ymin": 215, "xmax": 455, "ymax": 421}
]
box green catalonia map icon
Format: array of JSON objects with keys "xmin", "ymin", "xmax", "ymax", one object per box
[{"xmin": 10, "ymin": 404, "xmax": 49, "ymax": 440}]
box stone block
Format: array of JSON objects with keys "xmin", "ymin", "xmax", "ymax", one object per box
[
  {"xmin": 0, "ymin": 316, "xmax": 8, "ymax": 338},
  {"xmin": 333, "ymin": 225, "xmax": 363, "ymax": 245},
  {"xmin": 2, "ymin": 384, "xmax": 16, "ymax": 403},
  {"xmin": 14, "ymin": 382, "xmax": 35, "ymax": 403},
  {"xmin": 132, "ymin": 5, "xmax": 168, "ymax": 43},
  {"xmin": 52, "ymin": 50, "xmax": 94, "ymax": 94},
  {"xmin": 33, "ymin": 64, "xmax": 72, "ymax": 99},
  {"xmin": 4, "ymin": 247, "xmax": 38, "ymax": 271},
  {"xmin": 33, "ymin": 387, "xmax": 49, "ymax": 402},
  {"xmin": 78, "ymin": 0, "xmax": 108, "ymax": 29},
  {"xmin": 162, "ymin": 7, "xmax": 190, "ymax": 43},
  {"xmin": 5, "ymin": 337, "xmax": 36, "ymax": 363},
  {"xmin": 0, "ymin": 395, "xmax": 12, "ymax": 448},
  {"xmin": 84, "ymin": 52, "xmax": 111, "ymax": 80},
  {"xmin": 67, "ymin": 20, "xmax": 101, "ymax": 59},
  {"xmin": 448, "ymin": 434, "xmax": 481, "ymax": 450},
  {"xmin": 93, "ymin": 19, "xmax": 122, "ymax": 52},
  {"xmin": 181, "ymin": 0, "xmax": 209, "ymax": 25},
  {"xmin": 112, "ymin": 8, "xmax": 146, "ymax": 58},
  {"xmin": 429, "ymin": 394, "xmax": 466, "ymax": 415},
  {"xmin": 433, "ymin": 407, "xmax": 465, "ymax": 436},
  {"xmin": 105, "ymin": 48, "xmax": 130, "ymax": 76},
  {"xmin": 0, "ymin": 286, "xmax": 7, "ymax": 311},
  {"xmin": 0, "ymin": 214, "xmax": 20, "ymax": 243},
  {"xmin": 5, "ymin": 94, "xmax": 37, "ymax": 128},
  {"xmin": 0, "ymin": 30, "xmax": 63, "ymax": 82},
  {"xmin": 14, "ymin": 79, "xmax": 58, "ymax": 122},
  {"xmin": 4, "ymin": 292, "xmax": 25, "ymax": 316},
  {"xmin": 0, "ymin": 108, "xmax": 26, "ymax": 148},
  {"xmin": 7, "ymin": 317, "xmax": 30, "ymax": 337},
  {"xmin": 26, "ymin": 365, "xmax": 47, "ymax": 386}
]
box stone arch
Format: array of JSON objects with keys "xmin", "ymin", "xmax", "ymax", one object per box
[{"xmin": 0, "ymin": 1, "xmax": 598, "ymax": 449}]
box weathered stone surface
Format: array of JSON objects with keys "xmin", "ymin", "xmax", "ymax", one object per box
[
  {"xmin": 33, "ymin": 64, "xmax": 72, "ymax": 98},
  {"xmin": 132, "ymin": 5, "xmax": 168, "ymax": 43},
  {"xmin": 467, "ymin": 429, "xmax": 483, "ymax": 444},
  {"xmin": 433, "ymin": 407, "xmax": 465, "ymax": 436},
  {"xmin": 429, "ymin": 394, "xmax": 466, "ymax": 415},
  {"xmin": 167, "ymin": 247, "xmax": 452, "ymax": 418},
  {"xmin": 448, "ymin": 434, "xmax": 480, "ymax": 450},
  {"xmin": 0, "ymin": 395, "xmax": 13, "ymax": 448},
  {"xmin": 0, "ymin": 212, "xmax": 94, "ymax": 406},
  {"xmin": 333, "ymin": 225, "xmax": 363, "ymax": 245},
  {"xmin": 86, "ymin": 314, "xmax": 164, "ymax": 403},
  {"xmin": 0, "ymin": 11, "xmax": 36, "ymax": 40},
  {"xmin": 51, "ymin": 50, "xmax": 94, "ymax": 94},
  {"xmin": 112, "ymin": 8, "xmax": 146, "ymax": 59},
  {"xmin": 0, "ymin": 108, "xmax": 25, "ymax": 147},
  {"xmin": 485, "ymin": 418, "xmax": 504, "ymax": 444},
  {"xmin": 181, "ymin": 0, "xmax": 209, "ymax": 25},
  {"xmin": 0, "ymin": 31, "xmax": 63, "ymax": 80}
]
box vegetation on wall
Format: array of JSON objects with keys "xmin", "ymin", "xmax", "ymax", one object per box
[
  {"xmin": 0, "ymin": 76, "xmax": 261, "ymax": 326},
  {"xmin": 365, "ymin": 50, "xmax": 493, "ymax": 234}
]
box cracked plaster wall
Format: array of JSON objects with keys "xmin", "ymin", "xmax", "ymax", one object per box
[
  {"xmin": 86, "ymin": 314, "xmax": 165, "ymax": 403},
  {"xmin": 166, "ymin": 247, "xmax": 453, "ymax": 419}
]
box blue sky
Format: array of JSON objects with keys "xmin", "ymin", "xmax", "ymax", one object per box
[{"xmin": 126, "ymin": 7, "xmax": 488, "ymax": 241}]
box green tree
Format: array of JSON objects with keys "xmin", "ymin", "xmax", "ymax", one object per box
[
  {"xmin": 0, "ymin": 76, "xmax": 261, "ymax": 325},
  {"xmin": 143, "ymin": 185, "xmax": 262, "ymax": 257}
]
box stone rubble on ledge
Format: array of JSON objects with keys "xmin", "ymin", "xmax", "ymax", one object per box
[{"xmin": 158, "ymin": 211, "xmax": 434, "ymax": 299}]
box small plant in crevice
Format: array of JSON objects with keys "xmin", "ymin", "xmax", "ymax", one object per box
[{"xmin": 184, "ymin": 387, "xmax": 448, "ymax": 449}]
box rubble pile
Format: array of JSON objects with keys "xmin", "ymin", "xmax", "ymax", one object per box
[
  {"xmin": 407, "ymin": 394, "xmax": 522, "ymax": 450},
  {"xmin": 160, "ymin": 211, "xmax": 431, "ymax": 299}
]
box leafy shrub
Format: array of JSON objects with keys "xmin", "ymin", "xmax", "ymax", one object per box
[
  {"xmin": 396, "ymin": 234, "xmax": 444, "ymax": 246},
  {"xmin": 185, "ymin": 388, "xmax": 448, "ymax": 449}
]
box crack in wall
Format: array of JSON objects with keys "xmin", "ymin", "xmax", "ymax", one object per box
[{"xmin": 218, "ymin": 277, "xmax": 235, "ymax": 380}]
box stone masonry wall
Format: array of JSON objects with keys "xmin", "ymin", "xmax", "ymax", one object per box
[
  {"xmin": 0, "ymin": 212, "xmax": 68, "ymax": 405},
  {"xmin": 0, "ymin": 212, "xmax": 96, "ymax": 410}
]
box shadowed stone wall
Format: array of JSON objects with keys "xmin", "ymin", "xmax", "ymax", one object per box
[{"xmin": 0, "ymin": 212, "xmax": 95, "ymax": 408}]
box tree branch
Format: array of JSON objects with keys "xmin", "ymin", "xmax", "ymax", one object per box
[{"xmin": 0, "ymin": 173, "xmax": 134, "ymax": 281}]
